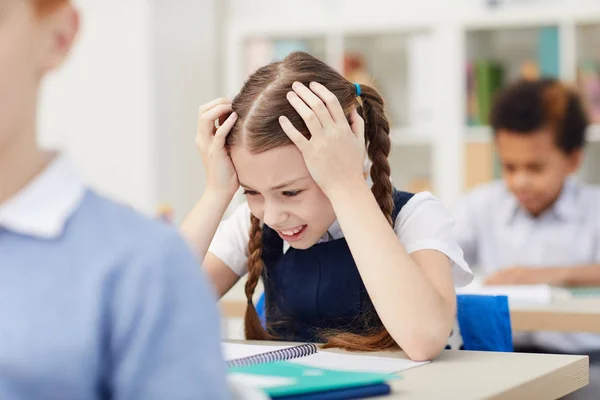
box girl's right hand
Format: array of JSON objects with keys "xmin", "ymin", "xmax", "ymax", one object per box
[{"xmin": 195, "ymin": 98, "xmax": 239, "ymax": 197}]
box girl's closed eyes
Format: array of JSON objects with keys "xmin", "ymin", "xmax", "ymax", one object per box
[
  {"xmin": 281, "ymin": 190, "xmax": 303, "ymax": 197},
  {"xmin": 242, "ymin": 189, "xmax": 304, "ymax": 197}
]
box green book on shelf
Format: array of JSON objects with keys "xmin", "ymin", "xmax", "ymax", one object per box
[
  {"xmin": 229, "ymin": 361, "xmax": 397, "ymax": 399},
  {"xmin": 475, "ymin": 60, "xmax": 505, "ymax": 126}
]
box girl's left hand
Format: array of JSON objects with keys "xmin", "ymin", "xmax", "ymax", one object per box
[{"xmin": 279, "ymin": 81, "xmax": 366, "ymax": 197}]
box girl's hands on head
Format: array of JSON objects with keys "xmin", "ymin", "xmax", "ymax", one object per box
[
  {"xmin": 195, "ymin": 98, "xmax": 239, "ymax": 198},
  {"xmin": 278, "ymin": 82, "xmax": 366, "ymax": 197}
]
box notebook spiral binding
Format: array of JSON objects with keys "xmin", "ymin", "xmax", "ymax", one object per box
[{"xmin": 227, "ymin": 343, "xmax": 318, "ymax": 368}]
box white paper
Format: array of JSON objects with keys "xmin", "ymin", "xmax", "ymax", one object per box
[
  {"xmin": 456, "ymin": 283, "xmax": 553, "ymax": 305},
  {"xmin": 290, "ymin": 352, "xmax": 428, "ymax": 374},
  {"xmin": 222, "ymin": 343, "xmax": 428, "ymax": 374}
]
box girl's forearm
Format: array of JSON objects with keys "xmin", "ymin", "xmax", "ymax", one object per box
[
  {"xmin": 328, "ymin": 180, "xmax": 455, "ymax": 360},
  {"xmin": 180, "ymin": 189, "xmax": 234, "ymax": 262}
]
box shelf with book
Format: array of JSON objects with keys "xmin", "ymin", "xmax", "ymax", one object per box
[
  {"xmin": 225, "ymin": 1, "xmax": 600, "ymax": 204},
  {"xmin": 576, "ymin": 23, "xmax": 600, "ymax": 125},
  {"xmin": 465, "ymin": 25, "xmax": 561, "ymax": 127}
]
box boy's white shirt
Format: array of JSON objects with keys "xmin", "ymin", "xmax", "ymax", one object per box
[
  {"xmin": 454, "ymin": 178, "xmax": 600, "ymax": 353},
  {"xmin": 0, "ymin": 154, "xmax": 84, "ymax": 239}
]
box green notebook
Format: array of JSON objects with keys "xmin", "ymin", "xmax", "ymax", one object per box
[{"xmin": 229, "ymin": 361, "xmax": 397, "ymax": 399}]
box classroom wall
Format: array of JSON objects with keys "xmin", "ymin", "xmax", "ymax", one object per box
[
  {"xmin": 38, "ymin": 0, "xmax": 223, "ymax": 219},
  {"xmin": 153, "ymin": 0, "xmax": 224, "ymax": 223},
  {"xmin": 38, "ymin": 0, "xmax": 155, "ymax": 213}
]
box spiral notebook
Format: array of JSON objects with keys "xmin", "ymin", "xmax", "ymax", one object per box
[
  {"xmin": 223, "ymin": 342, "xmax": 429, "ymax": 374},
  {"xmin": 224, "ymin": 343, "xmax": 413, "ymax": 399}
]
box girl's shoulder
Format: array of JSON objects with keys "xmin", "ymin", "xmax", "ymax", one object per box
[
  {"xmin": 393, "ymin": 190, "xmax": 443, "ymax": 223},
  {"xmin": 393, "ymin": 190, "xmax": 455, "ymax": 237}
]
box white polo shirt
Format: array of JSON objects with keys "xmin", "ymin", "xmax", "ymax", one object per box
[{"xmin": 209, "ymin": 191, "xmax": 474, "ymax": 287}]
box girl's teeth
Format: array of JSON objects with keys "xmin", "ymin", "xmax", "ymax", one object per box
[{"xmin": 282, "ymin": 227, "xmax": 303, "ymax": 236}]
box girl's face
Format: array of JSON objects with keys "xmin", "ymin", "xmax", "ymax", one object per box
[{"xmin": 230, "ymin": 144, "xmax": 337, "ymax": 249}]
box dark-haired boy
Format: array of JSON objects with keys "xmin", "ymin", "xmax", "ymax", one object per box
[{"xmin": 455, "ymin": 78, "xmax": 600, "ymax": 398}]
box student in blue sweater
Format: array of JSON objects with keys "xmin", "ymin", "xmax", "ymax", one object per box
[
  {"xmin": 0, "ymin": 1, "xmax": 228, "ymax": 398},
  {"xmin": 182, "ymin": 52, "xmax": 474, "ymax": 361}
]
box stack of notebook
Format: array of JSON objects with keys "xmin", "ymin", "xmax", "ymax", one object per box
[{"xmin": 224, "ymin": 343, "xmax": 429, "ymax": 399}]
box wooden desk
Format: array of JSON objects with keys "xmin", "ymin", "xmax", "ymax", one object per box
[
  {"xmin": 511, "ymin": 297, "xmax": 600, "ymax": 334},
  {"xmin": 397, "ymin": 351, "xmax": 587, "ymax": 399},
  {"xmin": 222, "ymin": 296, "xmax": 600, "ymax": 334},
  {"xmin": 235, "ymin": 341, "xmax": 589, "ymax": 399}
]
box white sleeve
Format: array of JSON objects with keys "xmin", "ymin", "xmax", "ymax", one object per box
[
  {"xmin": 394, "ymin": 192, "xmax": 474, "ymax": 287},
  {"xmin": 207, "ymin": 202, "xmax": 252, "ymax": 276}
]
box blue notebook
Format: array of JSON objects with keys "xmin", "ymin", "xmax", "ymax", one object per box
[
  {"xmin": 274, "ymin": 383, "xmax": 391, "ymax": 400},
  {"xmin": 229, "ymin": 361, "xmax": 395, "ymax": 399}
]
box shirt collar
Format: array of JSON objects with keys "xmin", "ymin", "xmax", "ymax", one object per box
[
  {"xmin": 552, "ymin": 178, "xmax": 581, "ymax": 221},
  {"xmin": 502, "ymin": 178, "xmax": 581, "ymax": 223},
  {"xmin": 0, "ymin": 154, "xmax": 86, "ymax": 239}
]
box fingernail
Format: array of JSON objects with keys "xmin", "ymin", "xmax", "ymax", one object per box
[
  {"xmin": 286, "ymin": 91, "xmax": 295, "ymax": 99},
  {"xmin": 292, "ymin": 81, "xmax": 302, "ymax": 89},
  {"xmin": 231, "ymin": 112, "xmax": 237, "ymax": 119},
  {"xmin": 309, "ymin": 81, "xmax": 318, "ymax": 88}
]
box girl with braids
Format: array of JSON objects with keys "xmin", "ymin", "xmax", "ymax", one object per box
[{"xmin": 182, "ymin": 51, "xmax": 473, "ymax": 361}]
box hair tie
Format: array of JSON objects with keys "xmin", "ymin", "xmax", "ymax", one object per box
[{"xmin": 354, "ymin": 83, "xmax": 361, "ymax": 97}]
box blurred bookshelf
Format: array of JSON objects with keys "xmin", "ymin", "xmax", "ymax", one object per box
[{"xmin": 225, "ymin": 0, "xmax": 600, "ymax": 204}]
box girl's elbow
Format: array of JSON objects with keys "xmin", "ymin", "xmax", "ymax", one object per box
[
  {"xmin": 394, "ymin": 329, "xmax": 448, "ymax": 362},
  {"xmin": 403, "ymin": 339, "xmax": 445, "ymax": 362}
]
